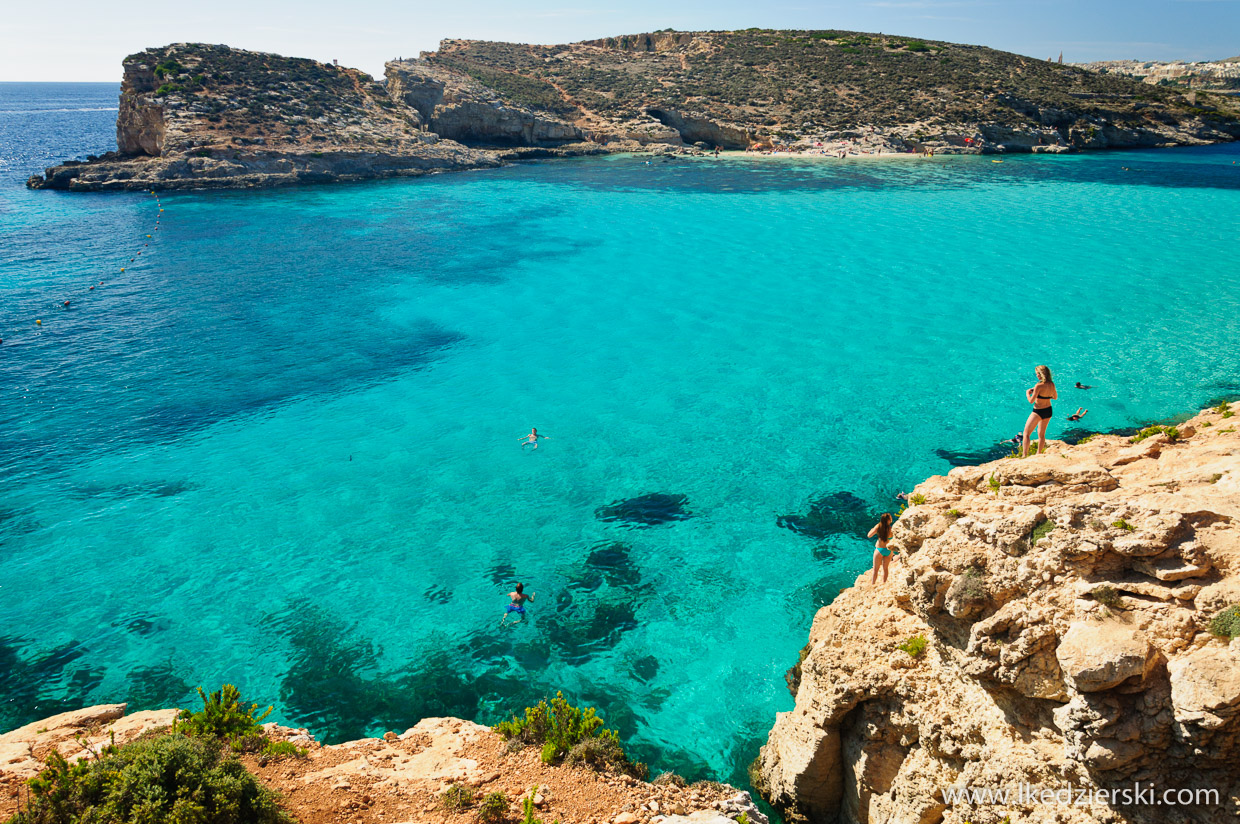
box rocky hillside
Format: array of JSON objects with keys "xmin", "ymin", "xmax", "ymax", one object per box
[
  {"xmin": 29, "ymin": 32, "xmax": 1240, "ymax": 191},
  {"xmin": 414, "ymin": 30, "xmax": 1240, "ymax": 152},
  {"xmin": 0, "ymin": 704, "xmax": 767, "ymax": 824},
  {"xmin": 27, "ymin": 44, "xmax": 507, "ymax": 191},
  {"xmin": 756, "ymin": 405, "xmax": 1240, "ymax": 823}
]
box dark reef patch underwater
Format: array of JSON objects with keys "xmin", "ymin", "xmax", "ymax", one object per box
[{"xmin": 595, "ymin": 493, "xmax": 693, "ymax": 527}]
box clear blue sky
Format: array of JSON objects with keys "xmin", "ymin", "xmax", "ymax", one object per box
[{"xmin": 3, "ymin": 0, "xmax": 1237, "ymax": 81}]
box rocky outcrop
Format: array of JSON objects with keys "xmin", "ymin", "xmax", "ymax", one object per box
[
  {"xmin": 643, "ymin": 109, "xmax": 752, "ymax": 149},
  {"xmin": 28, "ymin": 44, "xmax": 507, "ymax": 191},
  {"xmin": 0, "ymin": 705, "xmax": 768, "ymax": 824},
  {"xmin": 758, "ymin": 405, "xmax": 1240, "ymax": 823},
  {"xmin": 384, "ymin": 60, "xmax": 581, "ymax": 145}
]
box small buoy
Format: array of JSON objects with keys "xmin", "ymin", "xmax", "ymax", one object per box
[
  {"xmin": 146, "ymin": 234, "xmax": 151, "ymax": 238},
  {"xmin": 90, "ymin": 286, "xmax": 95, "ymax": 290},
  {"xmin": 63, "ymin": 301, "xmax": 70, "ymax": 308},
  {"xmin": 120, "ymin": 268, "xmax": 125, "ymax": 272},
  {"xmin": 36, "ymin": 320, "xmax": 41, "ymax": 325}
]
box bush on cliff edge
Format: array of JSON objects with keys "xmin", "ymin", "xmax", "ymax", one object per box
[
  {"xmin": 494, "ymin": 692, "xmax": 646, "ymax": 778},
  {"xmin": 5, "ymin": 734, "xmax": 290, "ymax": 824}
]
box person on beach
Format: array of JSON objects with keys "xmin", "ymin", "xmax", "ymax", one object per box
[
  {"xmin": 868, "ymin": 513, "xmax": 895, "ymax": 585},
  {"xmin": 1067, "ymin": 408, "xmax": 1088, "ymax": 422},
  {"xmin": 519, "ymin": 427, "xmax": 550, "ymax": 449},
  {"xmin": 1022, "ymin": 365, "xmax": 1057, "ymax": 456},
  {"xmin": 502, "ymin": 582, "xmax": 536, "ymax": 625}
]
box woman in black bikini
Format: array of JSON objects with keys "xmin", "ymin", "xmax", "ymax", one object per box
[{"xmin": 1022, "ymin": 365, "xmax": 1057, "ymax": 457}]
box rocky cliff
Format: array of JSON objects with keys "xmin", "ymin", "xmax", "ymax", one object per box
[
  {"xmin": 757, "ymin": 406, "xmax": 1240, "ymax": 823},
  {"xmin": 0, "ymin": 704, "xmax": 768, "ymax": 824},
  {"xmin": 30, "ymin": 31, "xmax": 1240, "ymax": 191},
  {"xmin": 419, "ymin": 31, "xmax": 1240, "ymax": 155},
  {"xmin": 28, "ymin": 44, "xmax": 507, "ymax": 191}
]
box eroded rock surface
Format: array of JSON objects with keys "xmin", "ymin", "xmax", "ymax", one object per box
[{"xmin": 759, "ymin": 406, "xmax": 1240, "ymax": 823}]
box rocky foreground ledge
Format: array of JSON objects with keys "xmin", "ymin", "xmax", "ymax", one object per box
[
  {"xmin": 0, "ymin": 704, "xmax": 766, "ymax": 824},
  {"xmin": 757, "ymin": 406, "xmax": 1240, "ymax": 823}
]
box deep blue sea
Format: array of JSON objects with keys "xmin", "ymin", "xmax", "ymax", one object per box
[{"xmin": 3, "ymin": 82, "xmax": 1240, "ymax": 785}]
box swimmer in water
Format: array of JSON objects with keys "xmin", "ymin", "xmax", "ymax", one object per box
[
  {"xmin": 1075, "ymin": 382, "xmax": 1092, "ymax": 390},
  {"xmin": 519, "ymin": 427, "xmax": 550, "ymax": 449},
  {"xmin": 501, "ymin": 582, "xmax": 536, "ymax": 625},
  {"xmin": 1067, "ymin": 408, "xmax": 1088, "ymax": 422},
  {"xmin": 868, "ymin": 513, "xmax": 895, "ymax": 585}
]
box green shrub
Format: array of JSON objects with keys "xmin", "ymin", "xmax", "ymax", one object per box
[
  {"xmin": 495, "ymin": 693, "xmax": 610, "ymax": 762},
  {"xmin": 1090, "ymin": 585, "xmax": 1120, "ymax": 607},
  {"xmin": 564, "ymin": 736, "xmax": 646, "ymax": 778},
  {"xmin": 1030, "ymin": 519, "xmax": 1056, "ymax": 546},
  {"xmin": 520, "ymin": 792, "xmax": 542, "ymax": 824},
  {"xmin": 1111, "ymin": 519, "xmax": 1135, "ymax": 532},
  {"xmin": 947, "ymin": 509, "xmax": 962, "ymax": 519},
  {"xmin": 1131, "ymin": 425, "xmax": 1179, "ymax": 443},
  {"xmin": 1224, "ymin": 410, "xmax": 1235, "ymax": 419},
  {"xmin": 1077, "ymin": 433, "xmax": 1098, "ymax": 444},
  {"xmin": 477, "ymin": 791, "xmax": 509, "ymax": 824},
  {"xmin": 988, "ymin": 475, "xmax": 1001, "ymax": 493},
  {"xmin": 540, "ymin": 741, "xmax": 557, "ymax": 764},
  {"xmin": 260, "ymin": 740, "xmax": 306, "ymax": 759},
  {"xmin": 177, "ymin": 684, "xmax": 272, "ymax": 744},
  {"xmin": 9, "ymin": 734, "xmax": 290, "ymax": 824},
  {"xmin": 909, "ymin": 493, "xmax": 926, "ymax": 506},
  {"xmin": 442, "ymin": 784, "xmax": 475, "ymax": 813},
  {"xmin": 898, "ymin": 635, "xmax": 927, "ymax": 658},
  {"xmin": 1209, "ymin": 605, "xmax": 1240, "ymax": 638},
  {"xmin": 1210, "ymin": 473, "xmax": 1223, "ymax": 483},
  {"xmin": 1213, "ymin": 401, "xmax": 1230, "ymax": 415}
]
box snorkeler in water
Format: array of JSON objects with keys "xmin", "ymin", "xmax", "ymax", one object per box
[
  {"xmin": 501, "ymin": 582, "xmax": 536, "ymax": 625},
  {"xmin": 1067, "ymin": 408, "xmax": 1088, "ymax": 422},
  {"xmin": 519, "ymin": 428, "xmax": 550, "ymax": 449}
]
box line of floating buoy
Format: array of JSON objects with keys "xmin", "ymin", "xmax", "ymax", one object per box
[{"xmin": 2, "ymin": 190, "xmax": 164, "ymax": 346}]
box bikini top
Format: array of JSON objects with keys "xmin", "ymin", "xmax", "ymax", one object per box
[{"xmin": 1037, "ymin": 394, "xmax": 1053, "ymax": 400}]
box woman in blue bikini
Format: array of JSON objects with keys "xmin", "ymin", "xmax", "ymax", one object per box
[
  {"xmin": 501, "ymin": 582, "xmax": 536, "ymax": 625},
  {"xmin": 868, "ymin": 513, "xmax": 895, "ymax": 585}
]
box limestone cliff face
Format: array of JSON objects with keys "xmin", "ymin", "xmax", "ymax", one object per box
[
  {"xmin": 116, "ymin": 57, "xmax": 165, "ymax": 156},
  {"xmin": 758, "ymin": 407, "xmax": 1240, "ymax": 824},
  {"xmin": 384, "ymin": 60, "xmax": 581, "ymax": 145}
]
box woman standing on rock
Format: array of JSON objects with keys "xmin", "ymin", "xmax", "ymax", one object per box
[
  {"xmin": 1022, "ymin": 365, "xmax": 1057, "ymax": 457},
  {"xmin": 868, "ymin": 513, "xmax": 895, "ymax": 585}
]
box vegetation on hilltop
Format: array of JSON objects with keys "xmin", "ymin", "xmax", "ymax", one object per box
[
  {"xmin": 425, "ymin": 29, "xmax": 1238, "ymax": 136},
  {"xmin": 124, "ymin": 44, "xmax": 410, "ymax": 139}
]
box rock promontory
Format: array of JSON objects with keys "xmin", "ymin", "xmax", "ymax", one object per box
[
  {"xmin": 29, "ymin": 31, "xmax": 1240, "ymax": 191},
  {"xmin": 757, "ymin": 407, "xmax": 1240, "ymax": 823}
]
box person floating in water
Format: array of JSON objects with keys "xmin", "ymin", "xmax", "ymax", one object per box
[
  {"xmin": 895, "ymin": 491, "xmax": 909, "ymax": 502},
  {"xmin": 868, "ymin": 513, "xmax": 895, "ymax": 585},
  {"xmin": 1067, "ymin": 408, "xmax": 1088, "ymax": 422},
  {"xmin": 501, "ymin": 582, "xmax": 536, "ymax": 625},
  {"xmin": 1022, "ymin": 365, "xmax": 1057, "ymax": 457},
  {"xmin": 519, "ymin": 427, "xmax": 550, "ymax": 449},
  {"xmin": 1075, "ymin": 382, "xmax": 1092, "ymax": 390}
]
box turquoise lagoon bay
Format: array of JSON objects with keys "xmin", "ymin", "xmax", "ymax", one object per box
[{"xmin": 3, "ymin": 83, "xmax": 1240, "ymax": 785}]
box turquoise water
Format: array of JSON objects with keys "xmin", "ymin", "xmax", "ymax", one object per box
[{"xmin": 3, "ymin": 84, "xmax": 1240, "ymax": 785}]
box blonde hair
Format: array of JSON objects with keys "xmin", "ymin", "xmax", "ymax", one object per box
[{"xmin": 1035, "ymin": 365, "xmax": 1052, "ymax": 383}]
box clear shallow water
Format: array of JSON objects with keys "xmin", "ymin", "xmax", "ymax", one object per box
[{"xmin": 3, "ymin": 83, "xmax": 1240, "ymax": 785}]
